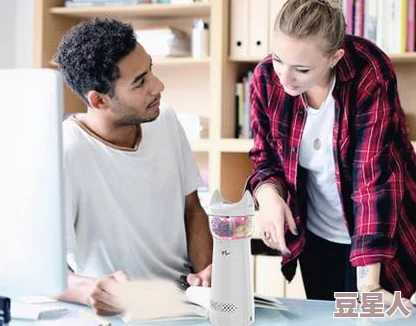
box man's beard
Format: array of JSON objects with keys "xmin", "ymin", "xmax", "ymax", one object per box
[{"xmin": 116, "ymin": 113, "xmax": 158, "ymax": 126}]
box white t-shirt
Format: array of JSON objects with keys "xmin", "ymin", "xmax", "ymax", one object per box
[
  {"xmin": 62, "ymin": 107, "xmax": 204, "ymax": 280},
  {"xmin": 299, "ymin": 78, "xmax": 350, "ymax": 244}
]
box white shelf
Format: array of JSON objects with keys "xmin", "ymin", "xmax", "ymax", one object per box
[
  {"xmin": 218, "ymin": 138, "xmax": 253, "ymax": 153},
  {"xmin": 230, "ymin": 52, "xmax": 416, "ymax": 64},
  {"xmin": 154, "ymin": 57, "xmax": 210, "ymax": 65},
  {"xmin": 190, "ymin": 139, "xmax": 210, "ymax": 152},
  {"xmin": 390, "ymin": 52, "xmax": 416, "ymax": 63},
  {"xmin": 49, "ymin": 57, "xmax": 210, "ymax": 69},
  {"xmin": 50, "ymin": 3, "xmax": 211, "ymax": 19},
  {"xmin": 217, "ymin": 140, "xmax": 415, "ymax": 153},
  {"xmin": 229, "ymin": 56, "xmax": 264, "ymax": 63},
  {"xmin": 190, "ymin": 139, "xmax": 254, "ymax": 153}
]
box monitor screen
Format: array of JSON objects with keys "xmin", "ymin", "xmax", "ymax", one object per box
[{"xmin": 0, "ymin": 69, "xmax": 67, "ymax": 297}]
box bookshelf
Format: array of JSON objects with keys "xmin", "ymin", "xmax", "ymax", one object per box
[
  {"xmin": 389, "ymin": 52, "xmax": 416, "ymax": 63},
  {"xmin": 230, "ymin": 52, "xmax": 416, "ymax": 64},
  {"xmin": 49, "ymin": 56, "xmax": 210, "ymax": 68},
  {"xmin": 34, "ymin": 0, "xmax": 416, "ymax": 300},
  {"xmin": 49, "ymin": 2, "xmax": 211, "ymax": 19}
]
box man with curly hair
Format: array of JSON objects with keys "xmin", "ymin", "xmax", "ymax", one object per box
[{"xmin": 54, "ymin": 18, "xmax": 212, "ymax": 316}]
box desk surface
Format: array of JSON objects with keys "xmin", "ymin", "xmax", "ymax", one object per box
[{"xmin": 10, "ymin": 297, "xmax": 416, "ymax": 326}]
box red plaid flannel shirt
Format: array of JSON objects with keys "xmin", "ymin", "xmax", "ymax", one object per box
[{"xmin": 248, "ymin": 35, "xmax": 416, "ymax": 298}]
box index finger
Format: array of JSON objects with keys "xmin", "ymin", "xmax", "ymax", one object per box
[
  {"xmin": 269, "ymin": 213, "xmax": 291, "ymax": 256},
  {"xmin": 274, "ymin": 223, "xmax": 290, "ymax": 256}
]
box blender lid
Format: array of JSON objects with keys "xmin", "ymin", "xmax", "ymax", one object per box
[{"xmin": 208, "ymin": 190, "xmax": 254, "ymax": 216}]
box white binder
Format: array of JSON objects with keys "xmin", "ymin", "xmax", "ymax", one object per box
[
  {"xmin": 249, "ymin": 0, "xmax": 269, "ymax": 58},
  {"xmin": 230, "ymin": 0, "xmax": 250, "ymax": 58}
]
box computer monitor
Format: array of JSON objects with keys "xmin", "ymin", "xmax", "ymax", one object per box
[{"xmin": 0, "ymin": 69, "xmax": 67, "ymax": 297}]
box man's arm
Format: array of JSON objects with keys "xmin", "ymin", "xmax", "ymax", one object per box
[
  {"xmin": 184, "ymin": 191, "xmax": 212, "ymax": 273},
  {"xmin": 57, "ymin": 270, "xmax": 129, "ymax": 316}
]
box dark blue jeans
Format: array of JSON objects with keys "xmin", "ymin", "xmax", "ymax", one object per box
[{"xmin": 299, "ymin": 229, "xmax": 357, "ymax": 301}]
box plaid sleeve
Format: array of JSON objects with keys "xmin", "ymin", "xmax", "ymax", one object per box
[
  {"xmin": 246, "ymin": 67, "xmax": 287, "ymax": 198},
  {"xmin": 350, "ymin": 77, "xmax": 404, "ymax": 266}
]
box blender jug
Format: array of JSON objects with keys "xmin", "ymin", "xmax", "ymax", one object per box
[{"xmin": 208, "ymin": 190, "xmax": 254, "ymax": 326}]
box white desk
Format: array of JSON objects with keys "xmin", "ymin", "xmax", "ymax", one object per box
[{"xmin": 9, "ymin": 298, "xmax": 416, "ymax": 325}]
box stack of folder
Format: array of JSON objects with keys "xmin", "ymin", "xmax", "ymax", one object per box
[{"xmin": 135, "ymin": 26, "xmax": 191, "ymax": 57}]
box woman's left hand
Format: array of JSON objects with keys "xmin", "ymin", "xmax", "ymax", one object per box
[
  {"xmin": 360, "ymin": 287, "xmax": 414, "ymax": 310},
  {"xmin": 380, "ymin": 288, "xmax": 414, "ymax": 310}
]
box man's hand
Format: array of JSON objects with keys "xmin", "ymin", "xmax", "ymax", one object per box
[
  {"xmin": 186, "ymin": 264, "xmax": 212, "ymax": 287},
  {"xmin": 85, "ymin": 270, "xmax": 130, "ymax": 316}
]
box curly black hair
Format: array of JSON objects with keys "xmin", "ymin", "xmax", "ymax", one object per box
[{"xmin": 54, "ymin": 18, "xmax": 137, "ymax": 105}]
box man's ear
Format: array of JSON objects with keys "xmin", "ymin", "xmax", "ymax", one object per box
[{"xmin": 87, "ymin": 90, "xmax": 108, "ymax": 109}]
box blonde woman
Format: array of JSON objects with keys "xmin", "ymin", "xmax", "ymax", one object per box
[{"xmin": 248, "ymin": 0, "xmax": 416, "ymax": 308}]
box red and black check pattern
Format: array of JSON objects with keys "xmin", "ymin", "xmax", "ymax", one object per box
[{"xmin": 247, "ymin": 35, "xmax": 416, "ymax": 298}]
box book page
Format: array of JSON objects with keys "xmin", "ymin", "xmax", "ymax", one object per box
[
  {"xmin": 113, "ymin": 279, "xmax": 208, "ymax": 323},
  {"xmin": 185, "ymin": 286, "xmax": 288, "ymax": 311}
]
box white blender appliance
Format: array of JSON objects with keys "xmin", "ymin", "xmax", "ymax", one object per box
[{"xmin": 208, "ymin": 190, "xmax": 255, "ymax": 326}]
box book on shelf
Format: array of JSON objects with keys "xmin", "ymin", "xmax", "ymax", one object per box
[
  {"xmin": 363, "ymin": 0, "xmax": 377, "ymax": 44},
  {"xmin": 407, "ymin": 0, "xmax": 415, "ymax": 51},
  {"xmin": 235, "ymin": 81, "xmax": 244, "ymax": 138},
  {"xmin": 342, "ymin": 0, "xmax": 415, "ymax": 54},
  {"xmin": 113, "ymin": 279, "xmax": 287, "ymax": 323},
  {"xmin": 342, "ymin": 0, "xmax": 354, "ymax": 35},
  {"xmin": 235, "ymin": 71, "xmax": 253, "ymax": 139},
  {"xmin": 354, "ymin": 0, "xmax": 364, "ymax": 37}
]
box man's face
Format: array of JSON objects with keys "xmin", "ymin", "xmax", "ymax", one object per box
[{"xmin": 105, "ymin": 43, "xmax": 165, "ymax": 126}]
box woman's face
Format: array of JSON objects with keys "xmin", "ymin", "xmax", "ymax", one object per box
[{"xmin": 271, "ymin": 30, "xmax": 343, "ymax": 96}]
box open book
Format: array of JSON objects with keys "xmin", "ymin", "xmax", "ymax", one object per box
[
  {"xmin": 114, "ymin": 280, "xmax": 287, "ymax": 324},
  {"xmin": 185, "ymin": 286, "xmax": 287, "ymax": 311}
]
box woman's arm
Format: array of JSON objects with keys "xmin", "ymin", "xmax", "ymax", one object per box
[
  {"xmin": 350, "ymin": 77, "xmax": 403, "ymax": 267},
  {"xmin": 350, "ymin": 76, "xmax": 413, "ymax": 307},
  {"xmin": 247, "ymin": 66, "xmax": 288, "ymax": 197},
  {"xmin": 247, "ymin": 65, "xmax": 296, "ymax": 253}
]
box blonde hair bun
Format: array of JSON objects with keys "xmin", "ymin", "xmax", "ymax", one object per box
[{"xmin": 273, "ymin": 0, "xmax": 346, "ymax": 54}]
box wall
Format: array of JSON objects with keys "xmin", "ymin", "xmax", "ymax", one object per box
[
  {"xmin": 0, "ymin": 0, "xmax": 16, "ymax": 68},
  {"xmin": 15, "ymin": 0, "xmax": 35, "ymax": 68},
  {"xmin": 0, "ymin": 0, "xmax": 34, "ymax": 68}
]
